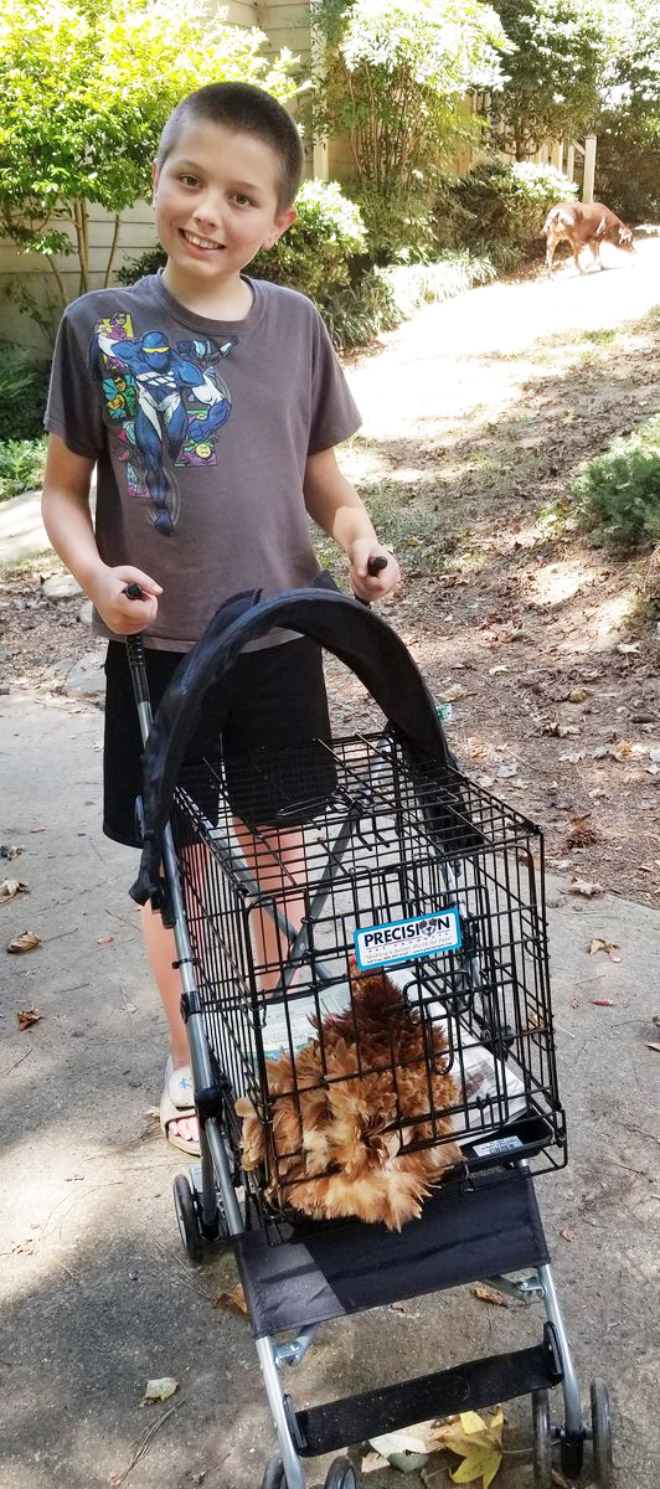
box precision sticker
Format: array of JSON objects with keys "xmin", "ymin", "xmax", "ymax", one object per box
[{"xmin": 354, "ymin": 909, "xmax": 461, "ymax": 970}]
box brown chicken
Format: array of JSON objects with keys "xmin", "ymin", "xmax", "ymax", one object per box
[{"xmin": 236, "ymin": 958, "xmax": 461, "ymax": 1230}]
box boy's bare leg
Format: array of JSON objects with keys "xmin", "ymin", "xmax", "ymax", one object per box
[
  {"xmin": 232, "ymin": 819, "xmax": 307, "ymax": 992},
  {"xmin": 141, "ymin": 900, "xmax": 198, "ymax": 1147},
  {"xmin": 143, "ymin": 823, "xmax": 307, "ymax": 1146}
]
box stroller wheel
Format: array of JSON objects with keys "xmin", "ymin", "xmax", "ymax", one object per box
[
  {"xmin": 260, "ymin": 1453, "xmax": 285, "ymax": 1489},
  {"xmin": 531, "ymin": 1389, "xmax": 553, "ymax": 1487},
  {"xmin": 324, "ymin": 1457, "xmax": 360, "ymax": 1489},
  {"xmin": 173, "ymin": 1173, "xmax": 203, "ymax": 1261},
  {"xmin": 591, "ymin": 1378, "xmax": 613, "ymax": 1487}
]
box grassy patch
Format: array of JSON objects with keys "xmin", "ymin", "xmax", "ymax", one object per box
[
  {"xmin": 0, "ymin": 437, "xmax": 47, "ymax": 501},
  {"xmin": 313, "ymin": 480, "xmax": 456, "ymax": 578}
]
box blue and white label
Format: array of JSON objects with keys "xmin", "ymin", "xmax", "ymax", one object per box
[{"xmin": 354, "ymin": 909, "xmax": 461, "ymax": 970}]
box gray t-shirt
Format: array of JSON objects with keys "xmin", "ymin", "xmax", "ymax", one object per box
[{"xmin": 45, "ymin": 273, "xmax": 361, "ymax": 650}]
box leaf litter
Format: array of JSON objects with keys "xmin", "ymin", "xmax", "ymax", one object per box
[{"xmin": 368, "ymin": 1408, "xmax": 504, "ymax": 1486}]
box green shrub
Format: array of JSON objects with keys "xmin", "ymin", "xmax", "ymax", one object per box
[
  {"xmin": 251, "ymin": 179, "xmax": 366, "ymax": 299},
  {"xmin": 0, "ymin": 436, "xmax": 47, "ymax": 501},
  {"xmin": 570, "ymin": 414, "xmax": 660, "ymax": 548},
  {"xmin": 0, "ymin": 343, "xmax": 51, "ymax": 441},
  {"xmin": 116, "ymin": 246, "xmax": 165, "ymax": 285},
  {"xmin": 445, "ymin": 161, "xmax": 578, "ymax": 254},
  {"xmin": 347, "ymin": 184, "xmax": 440, "ymax": 265}
]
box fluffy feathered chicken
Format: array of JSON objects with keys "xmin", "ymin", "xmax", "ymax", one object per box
[{"xmin": 236, "ymin": 958, "xmax": 460, "ymax": 1230}]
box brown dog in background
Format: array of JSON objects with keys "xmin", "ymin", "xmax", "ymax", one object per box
[{"xmin": 543, "ymin": 201, "xmax": 635, "ymax": 278}]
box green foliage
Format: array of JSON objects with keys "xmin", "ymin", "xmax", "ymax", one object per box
[
  {"xmin": 492, "ymin": 0, "xmax": 615, "ymax": 159},
  {"xmin": 570, "ymin": 414, "xmax": 660, "ymax": 548},
  {"xmin": 116, "ymin": 247, "xmax": 166, "ymax": 286},
  {"xmin": 0, "ymin": 0, "xmax": 301, "ymax": 302},
  {"xmin": 595, "ymin": 0, "xmax": 660, "ymax": 220},
  {"xmin": 312, "ymin": 0, "xmax": 508, "ymax": 258},
  {"xmin": 446, "ymin": 161, "xmax": 578, "ymax": 253},
  {"xmin": 0, "ymin": 344, "xmax": 51, "ymax": 441},
  {"xmin": 0, "ymin": 437, "xmax": 48, "ymax": 501},
  {"xmin": 250, "ymin": 180, "xmax": 366, "ymax": 298}
]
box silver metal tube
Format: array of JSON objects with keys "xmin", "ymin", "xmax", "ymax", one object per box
[
  {"xmin": 204, "ymin": 1118, "xmax": 243, "ymax": 1235},
  {"xmin": 256, "ymin": 1336, "xmax": 307, "ymax": 1489},
  {"xmin": 538, "ymin": 1262, "xmax": 583, "ymax": 1433}
]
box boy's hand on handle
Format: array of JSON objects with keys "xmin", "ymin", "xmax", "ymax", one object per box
[
  {"xmin": 87, "ymin": 565, "xmax": 162, "ymax": 635},
  {"xmin": 349, "ymin": 541, "xmax": 400, "ymax": 603}
]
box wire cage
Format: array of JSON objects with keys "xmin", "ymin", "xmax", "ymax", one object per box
[{"xmin": 169, "ymin": 729, "xmax": 567, "ymax": 1235}]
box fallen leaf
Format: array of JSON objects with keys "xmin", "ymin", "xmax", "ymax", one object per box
[
  {"xmin": 97, "ymin": 934, "xmax": 114, "ymax": 946},
  {"xmin": 646, "ymin": 1042, "xmax": 660, "ymax": 1053},
  {"xmin": 560, "ymin": 1227, "xmax": 574, "ymax": 1242},
  {"xmin": 488, "ymin": 665, "xmax": 508, "ymax": 675},
  {"xmin": 0, "ymin": 879, "xmax": 29, "ymax": 904},
  {"xmin": 0, "ymin": 844, "xmax": 24, "ymax": 860},
  {"xmin": 439, "ymin": 685, "xmax": 467, "ymax": 703},
  {"xmin": 566, "ymin": 816, "xmax": 600, "ymax": 848},
  {"xmin": 497, "ymin": 763, "xmax": 519, "ymax": 779},
  {"xmin": 12, "ymin": 1235, "xmax": 37, "ymax": 1254},
  {"xmin": 545, "ymin": 722, "xmax": 580, "ymax": 738},
  {"xmin": 17, "ymin": 1007, "xmax": 43, "ymax": 1030},
  {"xmin": 361, "ymin": 1451, "xmax": 389, "ymax": 1474},
  {"xmin": 7, "ymin": 931, "xmax": 41, "ymax": 953},
  {"xmin": 212, "ymin": 1283, "xmax": 248, "ymax": 1316},
  {"xmin": 471, "ymin": 1284, "xmax": 509, "ymax": 1308},
  {"xmin": 144, "ymin": 1106, "xmax": 160, "ymax": 1120},
  {"xmin": 141, "ymin": 1377, "xmax": 178, "ymax": 1406},
  {"xmin": 451, "ymin": 1447, "xmax": 500, "ymax": 1487},
  {"xmin": 617, "ymin": 642, "xmax": 640, "ymax": 655},
  {"xmin": 592, "ymin": 999, "xmax": 615, "ymax": 1007},
  {"xmin": 588, "ymin": 938, "xmax": 621, "ymax": 962},
  {"xmin": 569, "ymin": 880, "xmax": 604, "ymax": 898},
  {"xmin": 559, "ymin": 751, "xmax": 584, "ymax": 764}
]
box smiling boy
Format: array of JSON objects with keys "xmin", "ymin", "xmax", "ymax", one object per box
[{"xmin": 42, "ymin": 82, "xmax": 400, "ymax": 1153}]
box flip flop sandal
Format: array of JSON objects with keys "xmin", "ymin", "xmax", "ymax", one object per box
[{"xmin": 160, "ymin": 1056, "xmax": 200, "ymax": 1156}]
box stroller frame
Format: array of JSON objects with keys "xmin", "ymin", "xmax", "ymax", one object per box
[{"xmin": 126, "ymin": 588, "xmax": 613, "ymax": 1489}]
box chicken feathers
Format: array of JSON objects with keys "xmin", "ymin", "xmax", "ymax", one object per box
[{"xmin": 237, "ymin": 959, "xmax": 461, "ymax": 1229}]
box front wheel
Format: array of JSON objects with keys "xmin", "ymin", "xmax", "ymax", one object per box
[
  {"xmin": 325, "ymin": 1458, "xmax": 360, "ymax": 1489},
  {"xmin": 532, "ymin": 1389, "xmax": 553, "ymax": 1487},
  {"xmin": 591, "ymin": 1378, "xmax": 613, "ymax": 1488},
  {"xmin": 260, "ymin": 1453, "xmax": 285, "ymax": 1489}
]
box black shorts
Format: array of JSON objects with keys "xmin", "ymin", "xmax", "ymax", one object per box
[{"xmin": 103, "ymin": 636, "xmax": 334, "ymax": 848}]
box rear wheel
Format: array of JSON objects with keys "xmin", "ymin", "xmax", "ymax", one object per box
[
  {"xmin": 173, "ymin": 1173, "xmax": 203, "ymax": 1262},
  {"xmin": 325, "ymin": 1458, "xmax": 360, "ymax": 1489},
  {"xmin": 532, "ymin": 1389, "xmax": 553, "ymax": 1487},
  {"xmin": 591, "ymin": 1378, "xmax": 613, "ymax": 1488},
  {"xmin": 260, "ymin": 1453, "xmax": 285, "ymax": 1489}
]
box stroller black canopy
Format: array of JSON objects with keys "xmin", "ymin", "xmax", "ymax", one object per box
[{"xmin": 129, "ymin": 583, "xmax": 453, "ymax": 905}]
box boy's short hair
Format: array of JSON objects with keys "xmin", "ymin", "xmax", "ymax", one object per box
[{"xmin": 157, "ymin": 82, "xmax": 304, "ymax": 211}]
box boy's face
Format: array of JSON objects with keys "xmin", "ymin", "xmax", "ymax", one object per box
[{"xmin": 152, "ymin": 119, "xmax": 296, "ymax": 293}]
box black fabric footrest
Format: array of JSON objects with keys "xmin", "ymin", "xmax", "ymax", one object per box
[
  {"xmin": 294, "ymin": 1338, "xmax": 562, "ymax": 1457},
  {"xmin": 234, "ymin": 1168, "xmax": 548, "ymax": 1339}
]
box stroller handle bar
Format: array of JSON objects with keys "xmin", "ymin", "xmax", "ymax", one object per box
[{"xmin": 124, "ymin": 575, "xmax": 452, "ymax": 906}]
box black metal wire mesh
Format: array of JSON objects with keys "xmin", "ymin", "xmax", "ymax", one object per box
[{"xmin": 170, "ymin": 730, "xmax": 566, "ymax": 1230}]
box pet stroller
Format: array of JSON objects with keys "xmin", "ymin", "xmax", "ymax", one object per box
[{"xmin": 127, "ymin": 580, "xmax": 614, "ymax": 1489}]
